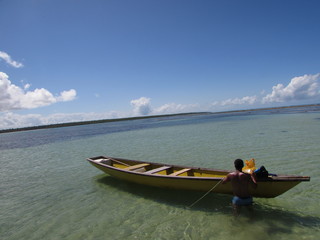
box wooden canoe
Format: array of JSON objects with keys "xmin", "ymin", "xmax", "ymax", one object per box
[{"xmin": 87, "ymin": 155, "xmax": 310, "ymax": 198}]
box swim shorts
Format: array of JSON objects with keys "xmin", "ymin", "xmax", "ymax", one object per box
[{"xmin": 232, "ymin": 196, "xmax": 253, "ymax": 206}]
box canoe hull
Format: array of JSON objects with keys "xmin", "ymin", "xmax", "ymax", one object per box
[
  {"xmin": 87, "ymin": 156, "xmax": 310, "ymax": 198},
  {"xmin": 90, "ymin": 160, "xmax": 232, "ymax": 194}
]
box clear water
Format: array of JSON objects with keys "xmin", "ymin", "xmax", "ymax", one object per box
[{"xmin": 1, "ymin": 107, "xmax": 320, "ymax": 240}]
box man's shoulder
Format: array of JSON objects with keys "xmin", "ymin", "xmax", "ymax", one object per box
[
  {"xmin": 227, "ymin": 171, "xmax": 239, "ymax": 179},
  {"xmin": 228, "ymin": 171, "xmax": 237, "ymax": 176},
  {"xmin": 239, "ymin": 172, "xmax": 249, "ymax": 176},
  {"xmin": 239, "ymin": 172, "xmax": 251, "ymax": 180}
]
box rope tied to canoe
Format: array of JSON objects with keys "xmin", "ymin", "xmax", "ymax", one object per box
[{"xmin": 188, "ymin": 179, "xmax": 223, "ymax": 208}]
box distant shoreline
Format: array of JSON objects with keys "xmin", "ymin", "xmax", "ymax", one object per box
[{"xmin": 1, "ymin": 103, "xmax": 319, "ymax": 134}]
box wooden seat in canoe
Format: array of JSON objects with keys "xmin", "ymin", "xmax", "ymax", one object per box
[
  {"xmin": 107, "ymin": 158, "xmax": 130, "ymax": 166},
  {"xmin": 124, "ymin": 163, "xmax": 150, "ymax": 171},
  {"xmin": 169, "ymin": 168, "xmax": 191, "ymax": 176},
  {"xmin": 145, "ymin": 166, "xmax": 171, "ymax": 174}
]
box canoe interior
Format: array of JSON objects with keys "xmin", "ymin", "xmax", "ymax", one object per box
[{"xmin": 88, "ymin": 156, "xmax": 229, "ymax": 178}]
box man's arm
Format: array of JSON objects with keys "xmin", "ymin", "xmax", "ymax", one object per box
[
  {"xmin": 222, "ymin": 173, "xmax": 232, "ymax": 184},
  {"xmin": 250, "ymin": 172, "xmax": 258, "ymax": 189}
]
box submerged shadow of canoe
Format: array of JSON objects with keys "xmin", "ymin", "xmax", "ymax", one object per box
[
  {"xmin": 96, "ymin": 175, "xmax": 232, "ymax": 211},
  {"xmin": 96, "ymin": 175, "xmax": 320, "ymax": 231}
]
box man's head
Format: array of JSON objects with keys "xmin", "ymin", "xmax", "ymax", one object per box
[{"xmin": 234, "ymin": 159, "xmax": 244, "ymax": 171}]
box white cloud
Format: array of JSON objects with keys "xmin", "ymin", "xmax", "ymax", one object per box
[
  {"xmin": 262, "ymin": 73, "xmax": 320, "ymax": 103},
  {"xmin": 0, "ymin": 72, "xmax": 76, "ymax": 111},
  {"xmin": 130, "ymin": 97, "xmax": 152, "ymax": 115},
  {"xmin": 0, "ymin": 51, "xmax": 24, "ymax": 68},
  {"xmin": 210, "ymin": 73, "xmax": 320, "ymax": 109},
  {"xmin": 154, "ymin": 103, "xmax": 199, "ymax": 114},
  {"xmin": 57, "ymin": 89, "xmax": 77, "ymax": 102},
  {"xmin": 0, "ymin": 112, "xmax": 43, "ymax": 129},
  {"xmin": 130, "ymin": 97, "xmax": 199, "ymax": 116},
  {"xmin": 220, "ymin": 96, "xmax": 257, "ymax": 106},
  {"xmin": 0, "ymin": 111, "xmax": 129, "ymax": 130},
  {"xmin": 0, "ymin": 97, "xmax": 200, "ymax": 129},
  {"xmin": 24, "ymin": 83, "xmax": 31, "ymax": 90},
  {"xmin": 210, "ymin": 96, "xmax": 257, "ymax": 110}
]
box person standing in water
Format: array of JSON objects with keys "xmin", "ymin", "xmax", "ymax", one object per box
[{"xmin": 222, "ymin": 159, "xmax": 257, "ymax": 215}]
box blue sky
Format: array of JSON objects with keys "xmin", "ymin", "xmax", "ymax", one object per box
[{"xmin": 1, "ymin": 0, "xmax": 320, "ymax": 129}]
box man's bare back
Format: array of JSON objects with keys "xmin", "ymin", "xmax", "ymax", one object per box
[{"xmin": 223, "ymin": 170, "xmax": 256, "ymax": 198}]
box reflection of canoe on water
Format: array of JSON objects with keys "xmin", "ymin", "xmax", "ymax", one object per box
[{"xmin": 87, "ymin": 155, "xmax": 311, "ymax": 198}]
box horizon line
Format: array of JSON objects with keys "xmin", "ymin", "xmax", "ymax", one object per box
[{"xmin": 1, "ymin": 103, "xmax": 319, "ymax": 134}]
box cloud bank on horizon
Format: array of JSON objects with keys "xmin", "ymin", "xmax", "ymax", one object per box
[
  {"xmin": 132, "ymin": 72, "xmax": 320, "ymax": 115},
  {"xmin": 212, "ymin": 73, "xmax": 320, "ymax": 107},
  {"xmin": 0, "ymin": 51, "xmax": 320, "ymax": 129}
]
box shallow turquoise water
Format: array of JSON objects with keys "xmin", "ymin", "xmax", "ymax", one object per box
[{"xmin": 1, "ymin": 110, "xmax": 320, "ymax": 239}]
